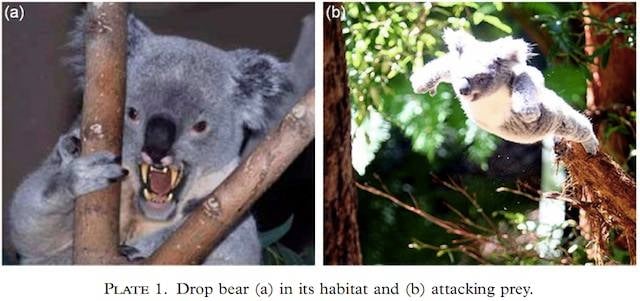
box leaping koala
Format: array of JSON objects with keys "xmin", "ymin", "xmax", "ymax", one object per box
[{"xmin": 410, "ymin": 28, "xmax": 598, "ymax": 154}]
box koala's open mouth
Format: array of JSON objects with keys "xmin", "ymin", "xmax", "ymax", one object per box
[{"xmin": 139, "ymin": 163, "xmax": 183, "ymax": 206}]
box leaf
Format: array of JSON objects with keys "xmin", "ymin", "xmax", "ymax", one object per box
[
  {"xmin": 259, "ymin": 215, "xmax": 294, "ymax": 247},
  {"xmin": 481, "ymin": 15, "xmax": 512, "ymax": 33},
  {"xmin": 473, "ymin": 12, "xmax": 485, "ymax": 25},
  {"xmin": 276, "ymin": 244, "xmax": 305, "ymax": 265}
]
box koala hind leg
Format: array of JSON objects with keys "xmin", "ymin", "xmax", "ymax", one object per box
[{"xmin": 554, "ymin": 110, "xmax": 599, "ymax": 155}]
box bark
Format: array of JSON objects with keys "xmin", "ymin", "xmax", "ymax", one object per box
[
  {"xmin": 73, "ymin": 3, "xmax": 128, "ymax": 264},
  {"xmin": 147, "ymin": 91, "xmax": 315, "ymax": 264},
  {"xmin": 556, "ymin": 142, "xmax": 636, "ymax": 263},
  {"xmin": 323, "ymin": 3, "xmax": 363, "ymax": 265}
]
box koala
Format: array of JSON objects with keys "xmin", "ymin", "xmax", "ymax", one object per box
[
  {"xmin": 9, "ymin": 12, "xmax": 314, "ymax": 265},
  {"xmin": 410, "ymin": 29, "xmax": 598, "ymax": 154}
]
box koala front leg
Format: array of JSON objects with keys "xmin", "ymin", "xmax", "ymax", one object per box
[
  {"xmin": 9, "ymin": 127, "xmax": 126, "ymax": 264},
  {"xmin": 119, "ymin": 227, "xmax": 175, "ymax": 262},
  {"xmin": 510, "ymin": 68, "xmax": 542, "ymax": 123},
  {"xmin": 410, "ymin": 53, "xmax": 453, "ymax": 95}
]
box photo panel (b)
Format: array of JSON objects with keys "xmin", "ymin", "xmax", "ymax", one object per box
[{"xmin": 323, "ymin": 2, "xmax": 636, "ymax": 266}]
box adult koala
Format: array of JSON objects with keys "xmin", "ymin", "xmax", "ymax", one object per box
[
  {"xmin": 9, "ymin": 12, "xmax": 314, "ymax": 265},
  {"xmin": 410, "ymin": 29, "xmax": 597, "ymax": 154}
]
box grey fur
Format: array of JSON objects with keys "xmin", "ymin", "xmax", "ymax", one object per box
[
  {"xmin": 410, "ymin": 29, "xmax": 598, "ymax": 154},
  {"xmin": 10, "ymin": 12, "xmax": 314, "ymax": 265}
]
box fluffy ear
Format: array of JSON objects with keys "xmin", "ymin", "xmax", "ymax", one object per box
[
  {"xmin": 66, "ymin": 13, "xmax": 152, "ymax": 88},
  {"xmin": 443, "ymin": 28, "xmax": 476, "ymax": 55},
  {"xmin": 232, "ymin": 49, "xmax": 293, "ymax": 132},
  {"xmin": 493, "ymin": 37, "xmax": 531, "ymax": 64}
]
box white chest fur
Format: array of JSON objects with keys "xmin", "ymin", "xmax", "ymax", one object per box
[{"xmin": 460, "ymin": 85, "xmax": 513, "ymax": 132}]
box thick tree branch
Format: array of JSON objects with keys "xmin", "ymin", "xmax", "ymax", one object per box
[
  {"xmin": 73, "ymin": 3, "xmax": 128, "ymax": 264},
  {"xmin": 147, "ymin": 90, "xmax": 315, "ymax": 264},
  {"xmin": 555, "ymin": 141, "xmax": 636, "ymax": 263}
]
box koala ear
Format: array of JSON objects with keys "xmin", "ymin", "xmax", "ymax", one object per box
[
  {"xmin": 443, "ymin": 28, "xmax": 475, "ymax": 55},
  {"xmin": 66, "ymin": 13, "xmax": 152, "ymax": 88},
  {"xmin": 232, "ymin": 49, "xmax": 293, "ymax": 132},
  {"xmin": 494, "ymin": 37, "xmax": 531, "ymax": 64}
]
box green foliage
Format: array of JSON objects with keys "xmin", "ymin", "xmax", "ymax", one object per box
[
  {"xmin": 259, "ymin": 215, "xmax": 294, "ymax": 247},
  {"xmin": 543, "ymin": 64, "xmax": 587, "ymax": 109},
  {"xmin": 531, "ymin": 3, "xmax": 635, "ymax": 70},
  {"xmin": 344, "ymin": 2, "xmax": 512, "ymax": 172},
  {"xmin": 260, "ymin": 215, "xmax": 312, "ymax": 265}
]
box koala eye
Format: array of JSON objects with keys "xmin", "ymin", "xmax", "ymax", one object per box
[
  {"xmin": 127, "ymin": 107, "xmax": 139, "ymax": 121},
  {"xmin": 192, "ymin": 121, "xmax": 208, "ymax": 133}
]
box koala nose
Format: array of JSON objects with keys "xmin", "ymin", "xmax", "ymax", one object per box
[
  {"xmin": 143, "ymin": 115, "xmax": 176, "ymax": 164},
  {"xmin": 458, "ymin": 78, "xmax": 472, "ymax": 96}
]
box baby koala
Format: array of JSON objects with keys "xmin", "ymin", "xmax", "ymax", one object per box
[{"xmin": 410, "ymin": 29, "xmax": 598, "ymax": 154}]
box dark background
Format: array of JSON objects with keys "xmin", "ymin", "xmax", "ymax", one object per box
[{"xmin": 2, "ymin": 2, "xmax": 314, "ymax": 264}]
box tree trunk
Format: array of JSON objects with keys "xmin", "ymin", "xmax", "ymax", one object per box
[
  {"xmin": 584, "ymin": 2, "xmax": 636, "ymax": 164},
  {"xmin": 73, "ymin": 3, "xmax": 128, "ymax": 264},
  {"xmin": 565, "ymin": 2, "xmax": 636, "ymax": 264},
  {"xmin": 148, "ymin": 91, "xmax": 315, "ymax": 264},
  {"xmin": 323, "ymin": 3, "xmax": 363, "ymax": 265}
]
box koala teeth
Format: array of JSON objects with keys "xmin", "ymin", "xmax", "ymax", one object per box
[
  {"xmin": 139, "ymin": 162, "xmax": 183, "ymax": 204},
  {"xmin": 150, "ymin": 165, "xmax": 169, "ymax": 173},
  {"xmin": 170, "ymin": 166, "xmax": 181, "ymax": 188},
  {"xmin": 143, "ymin": 188, "xmax": 172, "ymax": 204},
  {"xmin": 143, "ymin": 188, "xmax": 153, "ymax": 201},
  {"xmin": 140, "ymin": 163, "xmax": 150, "ymax": 184}
]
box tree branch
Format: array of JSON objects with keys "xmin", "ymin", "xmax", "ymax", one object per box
[
  {"xmin": 555, "ymin": 141, "xmax": 636, "ymax": 262},
  {"xmin": 147, "ymin": 90, "xmax": 315, "ymax": 264},
  {"xmin": 73, "ymin": 3, "xmax": 128, "ymax": 264}
]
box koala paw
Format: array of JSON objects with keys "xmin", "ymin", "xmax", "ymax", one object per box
[
  {"xmin": 409, "ymin": 73, "xmax": 437, "ymax": 95},
  {"xmin": 581, "ymin": 139, "xmax": 599, "ymax": 155},
  {"xmin": 64, "ymin": 151, "xmax": 128, "ymax": 197}
]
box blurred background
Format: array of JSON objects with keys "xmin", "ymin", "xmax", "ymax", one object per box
[
  {"xmin": 341, "ymin": 2, "xmax": 635, "ymax": 264},
  {"xmin": 2, "ymin": 3, "xmax": 315, "ymax": 265}
]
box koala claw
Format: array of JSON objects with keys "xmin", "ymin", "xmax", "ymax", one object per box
[
  {"xmin": 56, "ymin": 130, "xmax": 81, "ymax": 163},
  {"xmin": 410, "ymin": 77, "xmax": 436, "ymax": 95},
  {"xmin": 119, "ymin": 245, "xmax": 145, "ymax": 262},
  {"xmin": 581, "ymin": 139, "xmax": 599, "ymax": 155}
]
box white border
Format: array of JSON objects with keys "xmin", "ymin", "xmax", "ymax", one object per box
[{"xmin": 1, "ymin": 1, "xmax": 640, "ymax": 300}]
